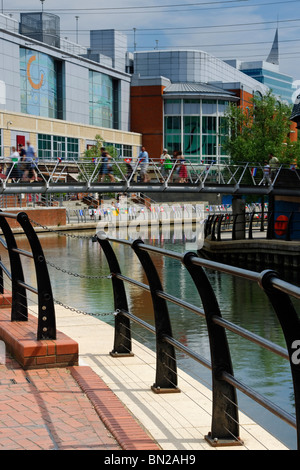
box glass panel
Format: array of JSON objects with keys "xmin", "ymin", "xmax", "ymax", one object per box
[
  {"xmin": 202, "ymin": 116, "xmax": 216, "ymax": 134},
  {"xmin": 164, "ymin": 99, "xmax": 181, "ymax": 115},
  {"xmin": 202, "ymin": 99, "xmax": 217, "ymax": 115},
  {"xmin": 183, "ymin": 99, "xmax": 200, "ymax": 115},
  {"xmin": 38, "ymin": 134, "xmax": 51, "ymax": 160},
  {"xmin": 89, "ymin": 70, "xmax": 114, "ymax": 128},
  {"xmin": 164, "ymin": 116, "xmax": 181, "ymax": 133},
  {"xmin": 184, "ymin": 134, "xmax": 200, "ymax": 155},
  {"xmin": 202, "ymin": 134, "xmax": 216, "ymax": 156}
]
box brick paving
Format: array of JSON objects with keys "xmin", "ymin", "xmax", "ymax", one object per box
[{"xmin": 0, "ymin": 353, "xmax": 159, "ymax": 450}]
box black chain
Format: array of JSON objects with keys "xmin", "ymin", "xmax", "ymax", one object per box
[
  {"xmin": 46, "ymin": 260, "xmax": 112, "ymax": 279},
  {"xmin": 54, "ymin": 299, "xmax": 120, "ymax": 317},
  {"xmin": 29, "ymin": 218, "xmax": 94, "ymax": 240}
]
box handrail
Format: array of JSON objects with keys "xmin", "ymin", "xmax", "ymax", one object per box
[
  {"xmin": 96, "ymin": 232, "xmax": 300, "ymax": 448},
  {"xmin": 0, "ymin": 159, "xmax": 298, "ymax": 195},
  {"xmin": 0, "ymin": 211, "xmax": 56, "ymax": 340}
]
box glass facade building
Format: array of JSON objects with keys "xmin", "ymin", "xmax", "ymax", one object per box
[
  {"xmin": 241, "ymin": 67, "xmax": 294, "ymax": 104},
  {"xmin": 164, "ymin": 98, "xmax": 231, "ymax": 163}
]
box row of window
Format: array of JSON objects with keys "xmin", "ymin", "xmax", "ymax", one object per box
[
  {"xmin": 37, "ymin": 134, "xmax": 133, "ymax": 161},
  {"xmin": 164, "ymin": 99, "xmax": 230, "ymax": 116},
  {"xmin": 37, "ymin": 134, "xmax": 79, "ymax": 160},
  {"xmin": 163, "ymin": 99, "xmax": 230, "ymax": 161},
  {"xmin": 164, "ymin": 115, "xmax": 229, "ymax": 158}
]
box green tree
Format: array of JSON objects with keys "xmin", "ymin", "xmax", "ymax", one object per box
[
  {"xmin": 222, "ymin": 91, "xmax": 300, "ymax": 165},
  {"xmin": 81, "ymin": 134, "xmax": 126, "ymax": 181}
]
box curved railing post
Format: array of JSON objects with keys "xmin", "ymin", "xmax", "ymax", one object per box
[
  {"xmin": 0, "ymin": 213, "xmax": 28, "ymax": 321},
  {"xmin": 216, "ymin": 214, "xmax": 224, "ymax": 241},
  {"xmin": 258, "ymin": 269, "xmax": 300, "ymax": 449},
  {"xmin": 96, "ymin": 234, "xmax": 133, "ymax": 357},
  {"xmin": 232, "ymin": 213, "xmax": 238, "ymax": 240},
  {"xmin": 131, "ymin": 239, "xmax": 180, "ymax": 393},
  {"xmin": 211, "ymin": 215, "xmax": 219, "ymax": 241},
  {"xmin": 182, "ymin": 251, "xmax": 242, "ymax": 446},
  {"xmin": 248, "ymin": 210, "xmax": 255, "ymax": 239},
  {"xmin": 16, "ymin": 212, "xmax": 56, "ymax": 340}
]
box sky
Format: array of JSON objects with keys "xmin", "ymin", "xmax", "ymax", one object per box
[{"xmin": 4, "ymin": 1, "xmax": 300, "ymax": 91}]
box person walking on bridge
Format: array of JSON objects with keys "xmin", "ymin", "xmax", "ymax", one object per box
[
  {"xmin": 138, "ymin": 146, "xmax": 150, "ymax": 182},
  {"xmin": 22, "ymin": 141, "xmax": 38, "ymax": 181}
]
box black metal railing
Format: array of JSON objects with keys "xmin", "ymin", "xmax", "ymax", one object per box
[
  {"xmin": 96, "ymin": 232, "xmax": 300, "ymax": 448},
  {"xmin": 205, "ymin": 210, "xmax": 300, "ymax": 242},
  {"xmin": 0, "ymin": 211, "xmax": 56, "ymax": 340}
]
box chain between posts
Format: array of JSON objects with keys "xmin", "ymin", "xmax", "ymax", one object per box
[
  {"xmin": 53, "ymin": 298, "xmax": 120, "ymax": 318},
  {"xmin": 46, "ymin": 260, "xmax": 112, "ymax": 279},
  {"xmin": 29, "ymin": 218, "xmax": 94, "ymax": 239}
]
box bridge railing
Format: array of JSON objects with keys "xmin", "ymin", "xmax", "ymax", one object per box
[
  {"xmin": 96, "ymin": 233, "xmax": 300, "ymax": 448},
  {"xmin": 0, "ymin": 156, "xmax": 297, "ymax": 189},
  {"xmin": 0, "ymin": 211, "xmax": 56, "ymax": 340}
]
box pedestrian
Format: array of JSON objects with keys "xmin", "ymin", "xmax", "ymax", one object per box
[
  {"xmin": 160, "ymin": 148, "xmax": 172, "ymax": 180},
  {"xmin": 18, "ymin": 143, "xmax": 27, "ymax": 178},
  {"xmin": 98, "ymin": 147, "xmax": 106, "ymax": 181},
  {"xmin": 99, "ymin": 151, "xmax": 115, "ymax": 183},
  {"xmin": 269, "ymin": 153, "xmax": 279, "ymax": 181},
  {"xmin": 138, "ymin": 146, "xmax": 149, "ymax": 182},
  {"xmin": 23, "ymin": 141, "xmax": 38, "ymax": 181},
  {"xmin": 263, "ymin": 160, "xmax": 271, "ymax": 186},
  {"xmin": 171, "ymin": 150, "xmax": 183, "ymax": 182},
  {"xmin": 179, "ymin": 157, "xmax": 188, "ymax": 183},
  {"xmin": 6, "ymin": 146, "xmax": 20, "ymax": 180}
]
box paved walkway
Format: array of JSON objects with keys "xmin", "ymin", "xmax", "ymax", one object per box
[
  {"xmin": 54, "ymin": 306, "xmax": 288, "ymax": 450},
  {"xmin": 0, "ymin": 304, "xmax": 290, "ymax": 451}
]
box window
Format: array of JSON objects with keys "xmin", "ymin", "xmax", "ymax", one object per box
[
  {"xmin": 38, "ymin": 134, "xmax": 51, "ymax": 159},
  {"xmin": 183, "ymin": 99, "xmax": 200, "ymax": 115},
  {"xmin": 67, "ymin": 138, "xmax": 79, "ymax": 160},
  {"xmin": 164, "ymin": 99, "xmax": 181, "ymax": 115},
  {"xmin": 89, "ymin": 71, "xmax": 114, "ymax": 128},
  {"xmin": 184, "ymin": 116, "xmax": 200, "ymax": 155},
  {"xmin": 38, "ymin": 134, "xmax": 79, "ymax": 160},
  {"xmin": 20, "ymin": 48, "xmax": 61, "ymax": 119}
]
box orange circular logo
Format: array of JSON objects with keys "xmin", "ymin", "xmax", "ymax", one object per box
[{"xmin": 27, "ymin": 55, "xmax": 44, "ymax": 90}]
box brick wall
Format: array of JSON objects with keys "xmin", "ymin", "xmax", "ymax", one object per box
[
  {"xmin": 1, "ymin": 208, "xmax": 66, "ymax": 230},
  {"xmin": 130, "ymin": 85, "xmax": 165, "ymax": 160}
]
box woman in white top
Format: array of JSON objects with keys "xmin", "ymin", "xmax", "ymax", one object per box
[{"xmin": 6, "ymin": 146, "xmax": 20, "ymax": 180}]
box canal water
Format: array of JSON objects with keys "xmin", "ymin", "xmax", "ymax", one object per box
[{"xmin": 11, "ymin": 225, "xmax": 300, "ymax": 450}]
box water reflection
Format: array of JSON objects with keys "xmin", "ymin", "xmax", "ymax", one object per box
[{"xmin": 5, "ymin": 227, "xmax": 299, "ymax": 449}]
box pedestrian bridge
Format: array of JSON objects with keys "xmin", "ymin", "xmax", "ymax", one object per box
[{"xmin": 0, "ymin": 158, "xmax": 299, "ymax": 196}]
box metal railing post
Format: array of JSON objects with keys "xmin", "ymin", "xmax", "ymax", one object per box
[
  {"xmin": 131, "ymin": 239, "xmax": 180, "ymax": 393},
  {"xmin": 0, "ymin": 213, "xmax": 28, "ymax": 321},
  {"xmin": 16, "ymin": 212, "xmax": 56, "ymax": 340},
  {"xmin": 97, "ymin": 234, "xmax": 133, "ymax": 357},
  {"xmin": 182, "ymin": 251, "xmax": 242, "ymax": 446},
  {"xmin": 258, "ymin": 269, "xmax": 300, "ymax": 450},
  {"xmin": 217, "ymin": 214, "xmax": 224, "ymax": 241}
]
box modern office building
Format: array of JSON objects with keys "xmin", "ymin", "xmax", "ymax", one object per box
[
  {"xmin": 0, "ymin": 11, "xmax": 295, "ymax": 165},
  {"xmin": 226, "ymin": 30, "xmax": 294, "ymax": 105},
  {"xmin": 130, "ymin": 50, "xmax": 270, "ymax": 162},
  {"xmin": 0, "ymin": 12, "xmax": 141, "ymax": 160}
]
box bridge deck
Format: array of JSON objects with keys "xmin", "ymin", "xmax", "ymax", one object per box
[{"xmin": 49, "ymin": 304, "xmax": 288, "ymax": 450}]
